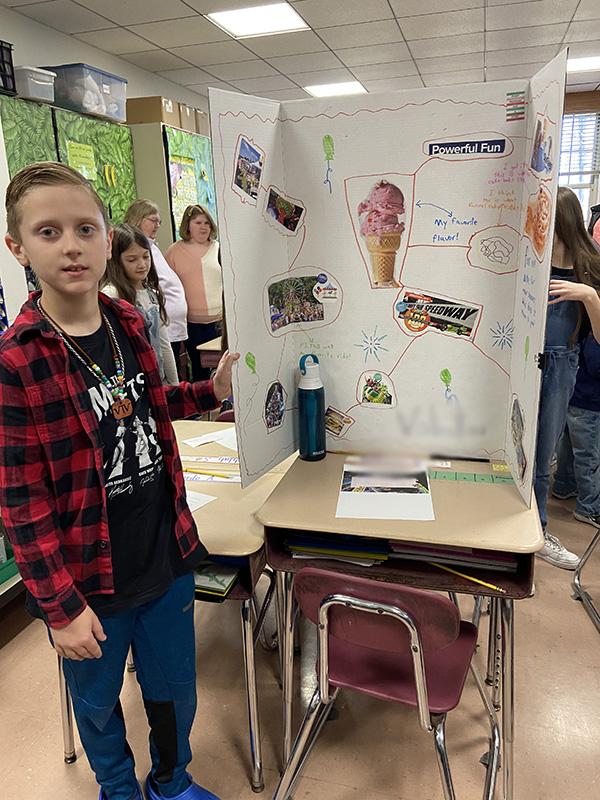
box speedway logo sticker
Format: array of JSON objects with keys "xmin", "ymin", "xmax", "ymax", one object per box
[{"xmin": 395, "ymin": 289, "xmax": 481, "ymax": 339}]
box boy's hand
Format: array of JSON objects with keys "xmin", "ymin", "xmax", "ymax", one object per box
[
  {"xmin": 212, "ymin": 350, "xmax": 240, "ymax": 402},
  {"xmin": 51, "ymin": 606, "xmax": 107, "ymax": 660}
]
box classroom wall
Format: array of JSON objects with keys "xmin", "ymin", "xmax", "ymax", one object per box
[{"xmin": 0, "ymin": 6, "xmax": 212, "ymax": 322}]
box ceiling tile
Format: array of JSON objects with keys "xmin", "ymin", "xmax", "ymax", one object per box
[
  {"xmin": 485, "ymin": 45, "xmax": 559, "ymax": 68},
  {"xmin": 127, "ymin": 16, "xmax": 227, "ymax": 48},
  {"xmin": 120, "ymin": 50, "xmax": 191, "ymax": 71},
  {"xmin": 486, "ymin": 24, "xmax": 568, "ymax": 51},
  {"xmin": 564, "ymin": 19, "xmax": 600, "ymax": 42},
  {"xmin": 292, "ymin": 0, "xmax": 392, "ymax": 28},
  {"xmin": 408, "ymin": 33, "xmax": 484, "ymax": 59},
  {"xmin": 574, "ymin": 0, "xmax": 600, "ymax": 20},
  {"xmin": 15, "ymin": 0, "xmax": 111, "ymax": 34},
  {"xmin": 205, "ymin": 60, "xmax": 279, "ymax": 81},
  {"xmin": 291, "ymin": 68, "xmax": 356, "ymax": 86},
  {"xmin": 486, "ymin": 63, "xmax": 549, "ymax": 81},
  {"xmin": 399, "ymin": 9, "xmax": 485, "ymax": 40},
  {"xmin": 351, "ymin": 62, "xmax": 419, "ymax": 81},
  {"xmin": 184, "ymin": 0, "xmax": 279, "ymax": 11},
  {"xmin": 362, "ymin": 76, "xmax": 425, "ymax": 93},
  {"xmin": 187, "ymin": 80, "xmax": 239, "ymax": 95},
  {"xmin": 486, "ymin": 0, "xmax": 539, "ymax": 4},
  {"xmin": 565, "ymin": 40, "xmax": 600, "ymax": 59},
  {"xmin": 389, "ymin": 0, "xmax": 484, "ymax": 14},
  {"xmin": 75, "ymin": 0, "xmax": 197, "ymax": 27},
  {"xmin": 244, "ymin": 30, "xmax": 327, "ymax": 58},
  {"xmin": 156, "ymin": 67, "xmax": 216, "ymax": 84},
  {"xmin": 487, "ymin": 0, "xmax": 578, "ymax": 30},
  {"xmin": 229, "ymin": 75, "xmax": 298, "ymax": 92},
  {"xmin": 416, "ymin": 52, "xmax": 484, "ymax": 74},
  {"xmin": 171, "ymin": 40, "xmax": 257, "ymax": 66},
  {"xmin": 257, "ymin": 88, "xmax": 312, "ymax": 101},
  {"xmin": 0, "ymin": 0, "xmax": 46, "ymax": 6},
  {"xmin": 423, "ymin": 68, "xmax": 485, "ymax": 87},
  {"xmin": 73, "ymin": 27, "xmax": 153, "ymax": 55},
  {"xmin": 267, "ymin": 52, "xmax": 341, "ymax": 74},
  {"xmin": 316, "ymin": 21, "xmax": 403, "ymax": 50},
  {"xmin": 336, "ymin": 42, "xmax": 411, "ymax": 67}
]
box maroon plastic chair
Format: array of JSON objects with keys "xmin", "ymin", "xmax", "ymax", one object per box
[
  {"xmin": 272, "ymin": 567, "xmax": 500, "ymax": 800},
  {"xmin": 214, "ymin": 409, "xmax": 234, "ymax": 423}
]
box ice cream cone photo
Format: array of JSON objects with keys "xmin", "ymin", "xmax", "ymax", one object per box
[{"xmin": 358, "ymin": 179, "xmax": 406, "ymax": 287}]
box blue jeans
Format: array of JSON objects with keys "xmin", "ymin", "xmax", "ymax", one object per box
[
  {"xmin": 60, "ymin": 573, "xmax": 196, "ymax": 800},
  {"xmin": 533, "ymin": 346, "xmax": 579, "ymax": 533},
  {"xmin": 554, "ymin": 406, "xmax": 600, "ymax": 517}
]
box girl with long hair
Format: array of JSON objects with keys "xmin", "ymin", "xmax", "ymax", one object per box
[{"xmin": 101, "ymin": 223, "xmax": 179, "ymax": 384}]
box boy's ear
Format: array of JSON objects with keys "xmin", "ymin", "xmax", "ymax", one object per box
[
  {"xmin": 105, "ymin": 227, "xmax": 113, "ymax": 261},
  {"xmin": 5, "ymin": 234, "xmax": 30, "ymax": 267}
]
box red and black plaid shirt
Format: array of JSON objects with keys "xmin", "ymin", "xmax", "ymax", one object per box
[{"xmin": 0, "ymin": 292, "xmax": 219, "ymax": 627}]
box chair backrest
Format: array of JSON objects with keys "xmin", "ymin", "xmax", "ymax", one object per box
[
  {"xmin": 215, "ymin": 409, "xmax": 235, "ymax": 422},
  {"xmin": 294, "ymin": 567, "xmax": 460, "ymax": 654}
]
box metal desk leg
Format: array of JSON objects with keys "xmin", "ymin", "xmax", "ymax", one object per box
[
  {"xmin": 58, "ymin": 655, "xmax": 76, "ymax": 764},
  {"xmin": 500, "ymin": 598, "xmax": 514, "ymax": 800},
  {"xmin": 241, "ymin": 599, "xmax": 264, "ymax": 792},
  {"xmin": 486, "ymin": 597, "xmax": 502, "ymax": 711},
  {"xmin": 572, "ymin": 528, "xmax": 600, "ymax": 634},
  {"xmin": 276, "ymin": 570, "xmax": 296, "ymax": 768}
]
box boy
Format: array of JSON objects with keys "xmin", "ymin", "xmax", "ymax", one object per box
[{"xmin": 0, "ymin": 162, "xmax": 238, "ymax": 800}]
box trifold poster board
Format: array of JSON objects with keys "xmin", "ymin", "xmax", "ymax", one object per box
[{"xmin": 210, "ymin": 51, "xmax": 567, "ymax": 501}]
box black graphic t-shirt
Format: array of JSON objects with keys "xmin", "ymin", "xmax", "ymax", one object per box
[{"xmin": 69, "ymin": 307, "xmax": 201, "ymax": 616}]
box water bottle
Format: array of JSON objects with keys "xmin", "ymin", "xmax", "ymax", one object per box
[{"xmin": 298, "ymin": 354, "xmax": 326, "ymax": 461}]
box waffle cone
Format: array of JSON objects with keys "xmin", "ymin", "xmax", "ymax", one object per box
[{"xmin": 366, "ymin": 233, "xmax": 401, "ymax": 285}]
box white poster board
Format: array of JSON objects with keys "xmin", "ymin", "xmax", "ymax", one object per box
[{"xmin": 210, "ymin": 51, "xmax": 567, "ymax": 502}]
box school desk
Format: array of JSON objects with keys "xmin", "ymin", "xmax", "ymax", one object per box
[
  {"xmin": 196, "ymin": 336, "xmax": 222, "ymax": 369},
  {"xmin": 572, "ymin": 527, "xmax": 600, "ymax": 634},
  {"xmin": 256, "ymin": 454, "xmax": 544, "ymax": 800},
  {"xmin": 59, "ymin": 420, "xmax": 291, "ymax": 793}
]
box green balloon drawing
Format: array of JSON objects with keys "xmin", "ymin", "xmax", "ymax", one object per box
[
  {"xmin": 245, "ymin": 352, "xmax": 256, "ymax": 374},
  {"xmin": 440, "ymin": 368, "xmax": 452, "ymax": 388},
  {"xmin": 322, "ymin": 134, "xmax": 334, "ymax": 160},
  {"xmin": 525, "ymin": 335, "xmax": 530, "ymax": 361}
]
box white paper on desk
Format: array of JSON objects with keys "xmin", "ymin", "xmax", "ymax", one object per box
[
  {"xmin": 184, "ymin": 473, "xmax": 241, "ymax": 483},
  {"xmin": 336, "ymin": 457, "xmax": 435, "ymax": 520},
  {"xmin": 182, "ymin": 428, "xmax": 238, "ymax": 452},
  {"xmin": 184, "ymin": 488, "xmax": 217, "ymax": 512}
]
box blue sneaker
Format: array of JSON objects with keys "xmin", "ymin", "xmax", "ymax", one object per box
[
  {"xmin": 100, "ymin": 784, "xmax": 143, "ymax": 800},
  {"xmin": 145, "ymin": 772, "xmax": 222, "ymax": 800}
]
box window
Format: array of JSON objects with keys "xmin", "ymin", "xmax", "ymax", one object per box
[{"xmin": 559, "ymin": 112, "xmax": 600, "ymax": 221}]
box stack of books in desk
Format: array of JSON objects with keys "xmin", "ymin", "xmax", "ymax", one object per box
[
  {"xmin": 285, "ymin": 534, "xmax": 389, "ymax": 567},
  {"xmin": 194, "ymin": 562, "xmax": 240, "ymax": 600},
  {"xmin": 388, "ymin": 541, "xmax": 518, "ymax": 572}
]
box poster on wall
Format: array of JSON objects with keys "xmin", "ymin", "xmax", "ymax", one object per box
[
  {"xmin": 163, "ymin": 126, "xmax": 217, "ymax": 239},
  {"xmin": 210, "ymin": 52, "xmax": 567, "ymax": 501}
]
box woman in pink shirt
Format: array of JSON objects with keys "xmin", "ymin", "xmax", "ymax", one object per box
[{"xmin": 165, "ymin": 205, "xmax": 223, "ymax": 381}]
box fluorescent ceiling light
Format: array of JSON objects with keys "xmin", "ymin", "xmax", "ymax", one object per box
[
  {"xmin": 304, "ymin": 81, "xmax": 367, "ymax": 98},
  {"xmin": 566, "ymin": 56, "xmax": 600, "ymax": 73},
  {"xmin": 206, "ymin": 3, "xmax": 308, "ymax": 39}
]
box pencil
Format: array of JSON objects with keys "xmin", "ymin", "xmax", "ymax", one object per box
[
  {"xmin": 429, "ymin": 562, "xmax": 507, "ymax": 593},
  {"xmin": 183, "ymin": 467, "xmax": 236, "ymax": 479}
]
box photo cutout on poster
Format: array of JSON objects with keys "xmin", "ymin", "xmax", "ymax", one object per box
[
  {"xmin": 264, "ymin": 186, "xmax": 305, "ymax": 235},
  {"xmin": 325, "ymin": 406, "xmax": 355, "ymax": 438},
  {"xmin": 394, "ymin": 288, "xmax": 482, "ymax": 339},
  {"xmin": 358, "ymin": 371, "xmax": 396, "ymax": 408},
  {"xmin": 510, "ymin": 395, "xmax": 527, "ymax": 483},
  {"xmin": 524, "ymin": 185, "xmax": 552, "ymax": 259},
  {"xmin": 264, "ymin": 380, "xmax": 286, "ymax": 431},
  {"xmin": 266, "ymin": 268, "xmax": 342, "ymax": 336},
  {"xmin": 232, "ymin": 135, "xmax": 264, "ymax": 204},
  {"xmin": 356, "ymin": 178, "xmax": 406, "ymax": 288},
  {"xmin": 530, "ymin": 115, "xmax": 554, "ymax": 175}
]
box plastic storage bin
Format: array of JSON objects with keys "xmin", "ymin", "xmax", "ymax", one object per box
[
  {"xmin": 0, "ymin": 545, "xmax": 18, "ymax": 586},
  {"xmin": 14, "ymin": 66, "xmax": 56, "ymax": 103},
  {"xmin": 47, "ymin": 63, "xmax": 127, "ymax": 122},
  {"xmin": 0, "ymin": 40, "xmax": 16, "ymax": 96}
]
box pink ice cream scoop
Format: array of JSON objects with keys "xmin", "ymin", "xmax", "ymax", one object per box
[{"xmin": 358, "ymin": 180, "xmax": 405, "ymax": 238}]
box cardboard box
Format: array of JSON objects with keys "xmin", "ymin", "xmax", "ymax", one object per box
[
  {"xmin": 127, "ymin": 96, "xmax": 180, "ymax": 127},
  {"xmin": 195, "ymin": 107, "xmax": 210, "ymax": 136},
  {"xmin": 179, "ymin": 103, "xmax": 197, "ymax": 133}
]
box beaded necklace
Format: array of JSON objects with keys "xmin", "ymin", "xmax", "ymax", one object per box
[{"xmin": 36, "ymin": 298, "xmax": 133, "ymax": 422}]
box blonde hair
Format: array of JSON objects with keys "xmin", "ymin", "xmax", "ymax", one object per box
[
  {"xmin": 123, "ymin": 199, "xmax": 160, "ymax": 229},
  {"xmin": 179, "ymin": 204, "xmax": 218, "ymax": 242},
  {"xmin": 5, "ymin": 161, "xmax": 109, "ymax": 241}
]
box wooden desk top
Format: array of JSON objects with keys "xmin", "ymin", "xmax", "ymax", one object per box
[
  {"xmin": 196, "ymin": 336, "xmax": 222, "ymax": 352},
  {"xmin": 257, "ymin": 453, "xmax": 544, "ymax": 554},
  {"xmin": 175, "ymin": 420, "xmax": 291, "ymax": 557}
]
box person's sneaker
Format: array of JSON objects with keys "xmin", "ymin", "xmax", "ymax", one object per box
[
  {"xmin": 536, "ymin": 534, "xmax": 580, "ymax": 570},
  {"xmin": 551, "ymin": 488, "xmax": 578, "ymax": 500},
  {"xmin": 573, "ymin": 511, "xmax": 600, "ymax": 528}
]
